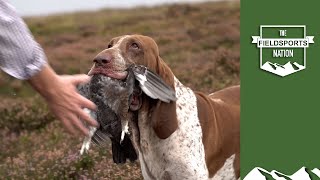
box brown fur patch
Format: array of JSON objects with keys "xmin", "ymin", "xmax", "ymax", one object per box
[{"xmin": 195, "ymin": 85, "xmax": 240, "ymax": 178}]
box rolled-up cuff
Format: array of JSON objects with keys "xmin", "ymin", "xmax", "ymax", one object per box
[
  {"xmin": 24, "ymin": 43, "xmax": 48, "ymax": 79},
  {"xmin": 1, "ymin": 43, "xmax": 48, "ymax": 80}
]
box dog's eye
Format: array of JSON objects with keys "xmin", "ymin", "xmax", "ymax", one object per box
[
  {"xmin": 130, "ymin": 43, "xmax": 139, "ymax": 49},
  {"xmin": 107, "ymin": 44, "xmax": 112, "ymax": 48}
]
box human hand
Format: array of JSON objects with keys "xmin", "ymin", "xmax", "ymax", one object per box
[{"xmin": 28, "ymin": 65, "xmax": 98, "ymax": 136}]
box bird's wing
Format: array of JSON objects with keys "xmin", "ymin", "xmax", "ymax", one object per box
[{"xmin": 132, "ymin": 65, "xmax": 177, "ymax": 103}]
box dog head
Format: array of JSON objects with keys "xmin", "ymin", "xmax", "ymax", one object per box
[{"xmin": 89, "ymin": 35, "xmax": 178, "ymax": 139}]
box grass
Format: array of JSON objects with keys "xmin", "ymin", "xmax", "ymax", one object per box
[{"xmin": 0, "ymin": 1, "xmax": 239, "ymax": 179}]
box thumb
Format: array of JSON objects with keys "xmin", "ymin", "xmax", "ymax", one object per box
[{"xmin": 67, "ymin": 74, "xmax": 91, "ymax": 85}]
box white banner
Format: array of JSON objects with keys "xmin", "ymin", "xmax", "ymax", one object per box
[{"xmin": 252, "ymin": 36, "xmax": 314, "ymax": 48}]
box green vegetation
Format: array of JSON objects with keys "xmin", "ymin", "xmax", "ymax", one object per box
[{"xmin": 0, "ymin": 1, "xmax": 239, "ymax": 178}]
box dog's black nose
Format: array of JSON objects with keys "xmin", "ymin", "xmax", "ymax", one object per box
[
  {"xmin": 93, "ymin": 54, "xmax": 112, "ymax": 66},
  {"xmin": 93, "ymin": 57, "xmax": 110, "ymax": 66}
]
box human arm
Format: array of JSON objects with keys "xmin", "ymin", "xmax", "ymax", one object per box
[
  {"xmin": 0, "ymin": 0, "xmax": 98, "ymax": 135},
  {"xmin": 28, "ymin": 65, "xmax": 98, "ymax": 135}
]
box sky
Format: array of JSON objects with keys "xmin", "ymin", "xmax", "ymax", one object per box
[{"xmin": 8, "ymin": 0, "xmax": 221, "ymax": 17}]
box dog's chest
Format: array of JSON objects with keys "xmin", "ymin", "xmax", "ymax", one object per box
[{"xmin": 137, "ymin": 78, "xmax": 208, "ymax": 180}]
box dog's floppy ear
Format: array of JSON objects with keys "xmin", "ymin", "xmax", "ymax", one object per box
[
  {"xmin": 136, "ymin": 36, "xmax": 178, "ymax": 139},
  {"xmin": 150, "ymin": 56, "xmax": 178, "ymax": 139},
  {"xmin": 151, "ymin": 100, "xmax": 178, "ymax": 139}
]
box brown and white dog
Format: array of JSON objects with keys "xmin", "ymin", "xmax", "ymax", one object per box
[{"xmin": 89, "ymin": 35, "xmax": 240, "ymax": 180}]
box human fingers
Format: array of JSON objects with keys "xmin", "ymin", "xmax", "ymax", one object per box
[
  {"xmin": 69, "ymin": 113, "xmax": 90, "ymax": 136},
  {"xmin": 76, "ymin": 107, "xmax": 98, "ymax": 127},
  {"xmin": 60, "ymin": 116, "xmax": 77, "ymax": 135},
  {"xmin": 77, "ymin": 94, "xmax": 97, "ymax": 111},
  {"xmin": 67, "ymin": 74, "xmax": 91, "ymax": 85}
]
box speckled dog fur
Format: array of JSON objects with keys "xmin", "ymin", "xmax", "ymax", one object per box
[{"xmin": 134, "ymin": 77, "xmax": 237, "ymax": 180}]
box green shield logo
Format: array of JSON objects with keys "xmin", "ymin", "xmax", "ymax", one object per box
[{"xmin": 252, "ymin": 25, "xmax": 314, "ymax": 77}]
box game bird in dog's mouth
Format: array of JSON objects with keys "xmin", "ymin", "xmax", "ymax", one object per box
[{"xmin": 78, "ymin": 63, "xmax": 176, "ymax": 163}]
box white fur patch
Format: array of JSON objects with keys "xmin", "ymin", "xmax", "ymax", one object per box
[
  {"xmin": 137, "ymin": 77, "xmax": 208, "ymax": 179},
  {"xmin": 210, "ymin": 154, "xmax": 236, "ymax": 180},
  {"xmin": 110, "ymin": 35, "xmax": 129, "ymax": 65},
  {"xmin": 212, "ymin": 98, "xmax": 224, "ymax": 104},
  {"xmin": 113, "ymin": 35, "xmax": 129, "ymax": 48}
]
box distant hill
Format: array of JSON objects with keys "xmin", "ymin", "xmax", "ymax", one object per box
[{"xmin": 0, "ymin": 1, "xmax": 240, "ymax": 97}]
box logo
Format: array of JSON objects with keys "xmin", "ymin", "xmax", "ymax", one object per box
[
  {"xmin": 252, "ymin": 25, "xmax": 314, "ymax": 77},
  {"xmin": 243, "ymin": 167, "xmax": 320, "ymax": 180}
]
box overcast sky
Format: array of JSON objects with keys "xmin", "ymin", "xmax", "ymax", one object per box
[{"xmin": 8, "ymin": 0, "xmax": 221, "ymax": 16}]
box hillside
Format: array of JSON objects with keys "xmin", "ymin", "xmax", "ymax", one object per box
[{"xmin": 0, "ymin": 1, "xmax": 239, "ymax": 179}]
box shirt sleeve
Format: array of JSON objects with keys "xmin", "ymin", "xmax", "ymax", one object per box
[{"xmin": 0, "ymin": 0, "xmax": 47, "ymax": 80}]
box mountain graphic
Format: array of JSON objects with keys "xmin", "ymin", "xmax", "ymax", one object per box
[
  {"xmin": 261, "ymin": 61, "xmax": 305, "ymax": 77},
  {"xmin": 243, "ymin": 167, "xmax": 320, "ymax": 180}
]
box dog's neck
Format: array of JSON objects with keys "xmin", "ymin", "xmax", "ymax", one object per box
[{"xmin": 133, "ymin": 76, "xmax": 209, "ymax": 179}]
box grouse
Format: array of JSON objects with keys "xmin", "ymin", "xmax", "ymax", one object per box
[
  {"xmin": 78, "ymin": 65, "xmax": 176, "ymax": 164},
  {"xmin": 78, "ymin": 70, "xmax": 137, "ymax": 164}
]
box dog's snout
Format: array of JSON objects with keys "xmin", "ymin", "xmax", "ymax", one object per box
[
  {"xmin": 93, "ymin": 57, "xmax": 108, "ymax": 65},
  {"xmin": 93, "ymin": 54, "xmax": 113, "ymax": 66}
]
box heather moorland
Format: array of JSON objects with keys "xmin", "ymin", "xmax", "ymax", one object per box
[{"xmin": 0, "ymin": 1, "xmax": 239, "ymax": 179}]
